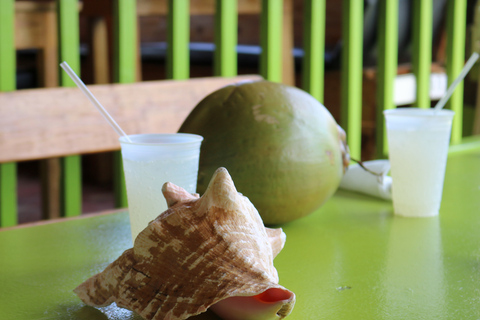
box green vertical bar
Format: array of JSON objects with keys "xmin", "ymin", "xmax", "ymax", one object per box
[
  {"xmin": 376, "ymin": 0, "xmax": 398, "ymax": 158},
  {"xmin": 57, "ymin": 0, "xmax": 80, "ymax": 86},
  {"xmin": 412, "ymin": 0, "xmax": 432, "ymax": 109},
  {"xmin": 0, "ymin": 163, "xmax": 17, "ymax": 227},
  {"xmin": 214, "ymin": 0, "xmax": 238, "ymax": 77},
  {"xmin": 62, "ymin": 156, "xmax": 81, "ymax": 217},
  {"xmin": 113, "ymin": 153, "xmax": 127, "ymax": 208},
  {"xmin": 260, "ymin": 0, "xmax": 283, "ymax": 82},
  {"xmin": 113, "ymin": 0, "xmax": 137, "ymax": 83},
  {"xmin": 302, "ymin": 0, "xmax": 325, "ymax": 102},
  {"xmin": 0, "ymin": 0, "xmax": 15, "ymax": 92},
  {"xmin": 57, "ymin": 0, "xmax": 81, "ymax": 217},
  {"xmin": 0, "ymin": 0, "xmax": 17, "ymax": 227},
  {"xmin": 446, "ymin": 0, "xmax": 467, "ymax": 144},
  {"xmin": 113, "ymin": 0, "xmax": 137, "ymax": 208},
  {"xmin": 341, "ymin": 0, "xmax": 363, "ymax": 160},
  {"xmin": 167, "ymin": 0, "xmax": 190, "ymax": 80}
]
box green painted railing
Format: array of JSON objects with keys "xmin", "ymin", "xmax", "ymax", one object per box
[
  {"xmin": 446, "ymin": 0, "xmax": 467, "ymax": 144},
  {"xmin": 412, "ymin": 0, "xmax": 433, "ymax": 111},
  {"xmin": 0, "ymin": 0, "xmax": 472, "ymax": 226},
  {"xmin": 167, "ymin": 0, "xmax": 190, "ymax": 80},
  {"xmin": 0, "ymin": 0, "xmax": 16, "ymax": 227},
  {"xmin": 260, "ymin": 0, "xmax": 283, "ymax": 83},
  {"xmin": 341, "ymin": 0, "xmax": 363, "ymax": 160},
  {"xmin": 58, "ymin": 0, "xmax": 82, "ymax": 218},
  {"xmin": 376, "ymin": 0, "xmax": 398, "ymax": 157},
  {"xmin": 113, "ymin": 0, "xmax": 137, "ymax": 209},
  {"xmin": 214, "ymin": 0, "xmax": 238, "ymax": 77}
]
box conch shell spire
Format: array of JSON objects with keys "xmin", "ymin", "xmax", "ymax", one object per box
[
  {"xmin": 162, "ymin": 182, "xmax": 199, "ymax": 207},
  {"xmin": 198, "ymin": 167, "xmax": 242, "ymax": 211},
  {"xmin": 74, "ymin": 167, "xmax": 295, "ymax": 320}
]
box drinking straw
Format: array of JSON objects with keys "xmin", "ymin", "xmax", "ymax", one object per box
[
  {"xmin": 60, "ymin": 61, "xmax": 132, "ymax": 142},
  {"xmin": 434, "ymin": 52, "xmax": 479, "ymax": 111}
]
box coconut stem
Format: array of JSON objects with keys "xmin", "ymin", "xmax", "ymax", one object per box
[{"xmin": 350, "ymin": 158, "xmax": 383, "ymax": 177}]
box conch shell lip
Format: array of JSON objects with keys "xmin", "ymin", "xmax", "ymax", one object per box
[
  {"xmin": 74, "ymin": 167, "xmax": 295, "ymax": 320},
  {"xmin": 253, "ymin": 288, "xmax": 295, "ymax": 303},
  {"xmin": 210, "ymin": 287, "xmax": 296, "ymax": 320}
]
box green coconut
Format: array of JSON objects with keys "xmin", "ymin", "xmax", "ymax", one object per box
[{"xmin": 179, "ymin": 80, "xmax": 350, "ymax": 225}]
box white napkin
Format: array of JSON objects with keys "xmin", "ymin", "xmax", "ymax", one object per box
[{"xmin": 339, "ymin": 160, "xmax": 392, "ymax": 200}]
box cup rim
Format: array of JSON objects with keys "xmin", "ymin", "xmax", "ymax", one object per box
[
  {"xmin": 119, "ymin": 133, "xmax": 204, "ymax": 146},
  {"xmin": 383, "ymin": 108, "xmax": 455, "ymax": 118}
]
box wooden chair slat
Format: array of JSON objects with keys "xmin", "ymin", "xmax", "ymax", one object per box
[
  {"xmin": 446, "ymin": 0, "xmax": 467, "ymax": 144},
  {"xmin": 302, "ymin": 0, "xmax": 326, "ymax": 103},
  {"xmin": 0, "ymin": 76, "xmax": 262, "ymax": 164},
  {"xmin": 375, "ymin": 0, "xmax": 399, "ymax": 158},
  {"xmin": 214, "ymin": 0, "xmax": 238, "ymax": 77},
  {"xmin": 136, "ymin": 0, "xmax": 261, "ymax": 16},
  {"xmin": 281, "ymin": 0, "xmax": 294, "ymax": 86},
  {"xmin": 15, "ymin": 1, "xmax": 59, "ymax": 88},
  {"xmin": 341, "ymin": 0, "xmax": 363, "ymax": 160},
  {"xmin": 40, "ymin": 158, "xmax": 61, "ymax": 219},
  {"xmin": 36, "ymin": 0, "xmax": 62, "ymax": 219},
  {"xmin": 260, "ymin": 0, "xmax": 283, "ymax": 82}
]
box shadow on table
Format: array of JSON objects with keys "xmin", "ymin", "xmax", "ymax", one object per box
[{"xmin": 54, "ymin": 302, "xmax": 222, "ymax": 320}]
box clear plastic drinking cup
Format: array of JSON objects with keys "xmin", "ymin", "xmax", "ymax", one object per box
[
  {"xmin": 384, "ymin": 108, "xmax": 454, "ymax": 217},
  {"xmin": 119, "ymin": 133, "xmax": 203, "ymax": 241}
]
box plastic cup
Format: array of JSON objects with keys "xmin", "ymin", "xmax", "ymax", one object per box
[
  {"xmin": 119, "ymin": 133, "xmax": 203, "ymax": 241},
  {"xmin": 384, "ymin": 108, "xmax": 454, "ymax": 217}
]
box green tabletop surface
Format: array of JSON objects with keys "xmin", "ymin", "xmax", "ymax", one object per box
[{"xmin": 1, "ymin": 147, "xmax": 480, "ymax": 320}]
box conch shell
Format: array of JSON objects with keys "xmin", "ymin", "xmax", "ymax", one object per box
[{"xmin": 74, "ymin": 167, "xmax": 295, "ymax": 320}]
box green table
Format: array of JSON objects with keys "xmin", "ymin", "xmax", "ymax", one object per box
[{"xmin": 1, "ymin": 146, "xmax": 480, "ymax": 320}]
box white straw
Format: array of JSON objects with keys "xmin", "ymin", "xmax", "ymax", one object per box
[
  {"xmin": 434, "ymin": 52, "xmax": 479, "ymax": 110},
  {"xmin": 60, "ymin": 61, "xmax": 132, "ymax": 142}
]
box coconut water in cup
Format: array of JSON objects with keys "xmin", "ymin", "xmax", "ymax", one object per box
[
  {"xmin": 384, "ymin": 108, "xmax": 454, "ymax": 217},
  {"xmin": 119, "ymin": 133, "xmax": 203, "ymax": 241}
]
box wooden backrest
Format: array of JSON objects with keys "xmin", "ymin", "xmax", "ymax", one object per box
[
  {"xmin": 0, "ymin": 0, "xmax": 471, "ymax": 227},
  {"xmin": 0, "ymin": 74, "xmax": 261, "ymax": 227},
  {"xmin": 0, "ymin": 76, "xmax": 261, "ymax": 163}
]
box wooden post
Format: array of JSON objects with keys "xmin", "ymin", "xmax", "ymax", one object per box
[{"xmin": 302, "ymin": 0, "xmax": 326, "ymax": 102}]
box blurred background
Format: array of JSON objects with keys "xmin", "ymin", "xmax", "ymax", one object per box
[{"xmin": 11, "ymin": 0, "xmax": 479, "ymax": 223}]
